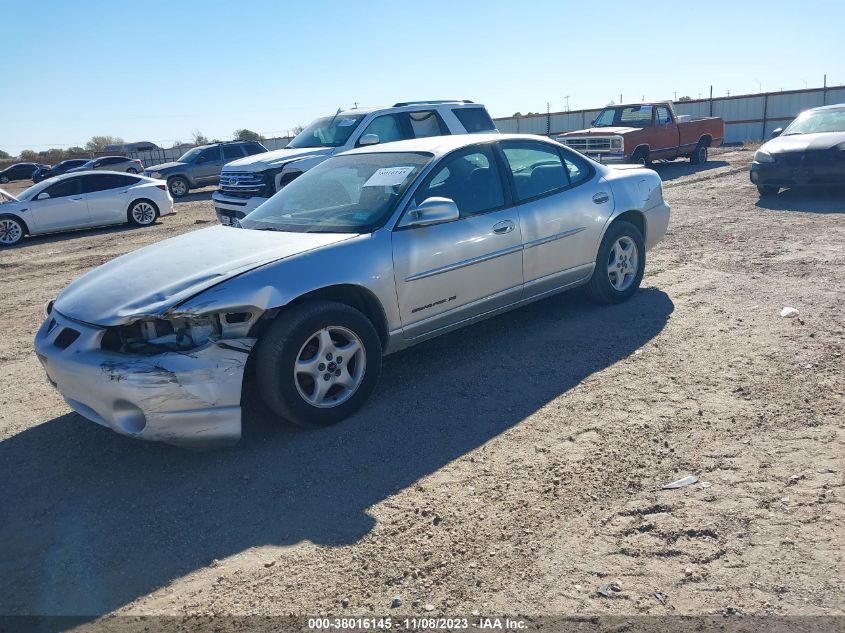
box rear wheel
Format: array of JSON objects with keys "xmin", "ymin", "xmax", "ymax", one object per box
[
  {"xmin": 168, "ymin": 176, "xmax": 189, "ymax": 198},
  {"xmin": 757, "ymin": 185, "xmax": 779, "ymax": 197},
  {"xmin": 0, "ymin": 216, "xmax": 25, "ymax": 246},
  {"xmin": 690, "ymin": 142, "xmax": 708, "ymax": 164},
  {"xmin": 128, "ymin": 199, "xmax": 158, "ymax": 226},
  {"xmin": 585, "ymin": 220, "xmax": 645, "ymax": 304},
  {"xmin": 127, "ymin": 167, "xmax": 139, "ymax": 174},
  {"xmin": 256, "ymin": 300, "xmax": 382, "ymax": 428}
]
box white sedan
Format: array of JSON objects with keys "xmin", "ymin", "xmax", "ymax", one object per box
[{"xmin": 0, "ymin": 171, "xmax": 174, "ymax": 246}]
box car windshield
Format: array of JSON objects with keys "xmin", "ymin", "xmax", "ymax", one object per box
[
  {"xmin": 177, "ymin": 147, "xmax": 203, "ymax": 162},
  {"xmin": 79, "ymin": 160, "xmax": 94, "ymax": 168},
  {"xmin": 783, "ymin": 109, "xmax": 845, "ymax": 135},
  {"xmin": 240, "ymin": 152, "xmax": 431, "ymax": 233},
  {"xmin": 287, "ymin": 114, "xmax": 367, "ymax": 149},
  {"xmin": 593, "ymin": 105, "xmax": 653, "ymax": 127}
]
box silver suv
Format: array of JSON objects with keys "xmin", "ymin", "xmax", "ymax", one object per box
[
  {"xmin": 212, "ymin": 100, "xmax": 497, "ymax": 224},
  {"xmin": 144, "ymin": 141, "xmax": 267, "ymax": 198}
]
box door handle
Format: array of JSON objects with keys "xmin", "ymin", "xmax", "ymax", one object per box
[
  {"xmin": 492, "ymin": 220, "xmax": 515, "ymax": 235},
  {"xmin": 592, "ymin": 192, "xmax": 610, "ymax": 204},
  {"xmin": 70, "ymin": 197, "xmax": 84, "ymax": 201}
]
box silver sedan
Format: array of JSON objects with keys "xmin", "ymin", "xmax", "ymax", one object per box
[{"xmin": 35, "ymin": 133, "xmax": 669, "ymax": 447}]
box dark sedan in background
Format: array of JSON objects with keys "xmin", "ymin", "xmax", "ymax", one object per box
[
  {"xmin": 32, "ymin": 159, "xmax": 90, "ymax": 183},
  {"xmin": 0, "ymin": 162, "xmax": 43, "ymax": 183},
  {"xmin": 751, "ymin": 103, "xmax": 845, "ymax": 196}
]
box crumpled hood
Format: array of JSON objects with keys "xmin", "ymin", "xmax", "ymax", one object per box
[
  {"xmin": 558, "ymin": 126, "xmax": 641, "ymax": 137},
  {"xmin": 144, "ymin": 161, "xmax": 185, "ymax": 172},
  {"xmin": 763, "ymin": 131, "xmax": 845, "ymax": 153},
  {"xmin": 54, "ymin": 225, "xmax": 357, "ymax": 326},
  {"xmin": 222, "ymin": 146, "xmax": 334, "ymax": 171}
]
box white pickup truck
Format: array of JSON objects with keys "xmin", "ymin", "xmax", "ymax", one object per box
[{"xmin": 212, "ymin": 100, "xmax": 498, "ymax": 224}]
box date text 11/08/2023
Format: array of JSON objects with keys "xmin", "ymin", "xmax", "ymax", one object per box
[{"xmin": 306, "ymin": 616, "xmax": 528, "ymax": 630}]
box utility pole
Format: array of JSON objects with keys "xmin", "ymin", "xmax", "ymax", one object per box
[
  {"xmin": 673, "ymin": 91, "xmax": 677, "ymax": 101},
  {"xmin": 564, "ymin": 95, "xmax": 570, "ymax": 112},
  {"xmin": 353, "ymin": 101, "xmax": 359, "ymax": 109}
]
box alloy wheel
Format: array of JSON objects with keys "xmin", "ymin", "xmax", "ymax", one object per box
[
  {"xmin": 293, "ymin": 326, "xmax": 366, "ymax": 408},
  {"xmin": 131, "ymin": 202, "xmax": 156, "ymax": 225},
  {"xmin": 0, "ymin": 218, "xmax": 23, "ymax": 245},
  {"xmin": 607, "ymin": 236, "xmax": 639, "ymax": 291}
]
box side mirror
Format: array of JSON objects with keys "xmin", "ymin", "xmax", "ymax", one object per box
[
  {"xmin": 771, "ymin": 128, "xmax": 783, "ymax": 139},
  {"xmin": 399, "ymin": 197, "xmax": 459, "ymax": 228},
  {"xmin": 36, "ymin": 192, "xmax": 51, "ymax": 200},
  {"xmin": 358, "ymin": 133, "xmax": 380, "ymax": 147}
]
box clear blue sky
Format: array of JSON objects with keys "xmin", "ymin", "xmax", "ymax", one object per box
[{"xmin": 2, "ymin": 0, "xmax": 843, "ymax": 155}]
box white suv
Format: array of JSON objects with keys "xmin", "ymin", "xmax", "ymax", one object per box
[{"xmin": 211, "ymin": 100, "xmax": 497, "ymax": 223}]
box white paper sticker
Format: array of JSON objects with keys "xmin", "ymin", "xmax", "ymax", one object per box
[
  {"xmin": 363, "ymin": 166, "xmax": 415, "ymax": 187},
  {"xmin": 338, "ymin": 118, "xmax": 357, "ymax": 127}
]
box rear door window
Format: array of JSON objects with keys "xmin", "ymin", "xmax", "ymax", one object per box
[
  {"xmin": 406, "ymin": 110, "xmax": 448, "ymax": 138},
  {"xmin": 222, "ymin": 145, "xmax": 245, "ymax": 160},
  {"xmin": 452, "ymin": 107, "xmax": 497, "ymax": 133},
  {"xmin": 501, "ymin": 141, "xmax": 570, "ymax": 201}
]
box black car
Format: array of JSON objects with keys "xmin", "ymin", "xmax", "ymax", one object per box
[
  {"xmin": 0, "ymin": 162, "xmax": 40, "ymax": 184},
  {"xmin": 32, "ymin": 159, "xmax": 90, "ymax": 183},
  {"xmin": 751, "ymin": 103, "xmax": 845, "ymax": 196}
]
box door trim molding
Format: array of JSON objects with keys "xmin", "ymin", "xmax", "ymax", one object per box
[{"xmin": 404, "ymin": 243, "xmax": 524, "ymax": 282}]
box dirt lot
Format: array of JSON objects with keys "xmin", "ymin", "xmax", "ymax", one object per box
[{"xmin": 0, "ymin": 151, "xmax": 843, "ymax": 623}]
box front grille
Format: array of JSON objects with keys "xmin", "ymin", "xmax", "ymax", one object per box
[
  {"xmin": 559, "ymin": 137, "xmax": 613, "ymax": 153},
  {"xmin": 780, "ymin": 150, "xmax": 835, "ymax": 167},
  {"xmin": 54, "ymin": 327, "xmax": 80, "ymax": 349},
  {"xmin": 218, "ymin": 171, "xmax": 265, "ymax": 198}
]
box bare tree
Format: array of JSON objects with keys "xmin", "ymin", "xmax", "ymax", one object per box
[{"xmin": 191, "ymin": 130, "xmax": 209, "ymax": 145}]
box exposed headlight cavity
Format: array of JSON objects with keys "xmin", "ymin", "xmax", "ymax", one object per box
[{"xmin": 101, "ymin": 312, "xmax": 257, "ymax": 355}]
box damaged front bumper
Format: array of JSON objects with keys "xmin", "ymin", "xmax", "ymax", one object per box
[{"xmin": 34, "ymin": 310, "xmax": 255, "ymax": 447}]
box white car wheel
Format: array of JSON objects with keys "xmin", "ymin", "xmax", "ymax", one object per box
[
  {"xmin": 129, "ymin": 201, "xmax": 157, "ymax": 226},
  {"xmin": 0, "ymin": 217, "xmax": 24, "ymax": 246}
]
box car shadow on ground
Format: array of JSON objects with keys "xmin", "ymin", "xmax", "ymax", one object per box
[
  {"xmin": 650, "ymin": 160, "xmax": 730, "ymax": 182},
  {"xmin": 0, "ymin": 288, "xmax": 673, "ymax": 617},
  {"xmin": 755, "ymin": 187, "xmax": 845, "ymax": 213}
]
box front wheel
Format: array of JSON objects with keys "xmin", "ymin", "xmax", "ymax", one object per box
[
  {"xmin": 168, "ymin": 176, "xmax": 189, "ymax": 198},
  {"xmin": 757, "ymin": 185, "xmax": 779, "ymax": 197},
  {"xmin": 585, "ymin": 220, "xmax": 645, "ymax": 304},
  {"xmin": 128, "ymin": 199, "xmax": 158, "ymax": 226},
  {"xmin": 630, "ymin": 148, "xmax": 649, "ymax": 166},
  {"xmin": 0, "ymin": 216, "xmax": 25, "ymax": 246},
  {"xmin": 256, "ymin": 300, "xmax": 382, "ymax": 428},
  {"xmin": 0, "ymin": 176, "xmax": 9, "ymax": 184}
]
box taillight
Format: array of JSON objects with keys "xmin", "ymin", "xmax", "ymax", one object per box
[
  {"xmin": 157, "ymin": 184, "xmax": 167, "ymax": 191},
  {"xmin": 135, "ymin": 160, "xmax": 142, "ymax": 166}
]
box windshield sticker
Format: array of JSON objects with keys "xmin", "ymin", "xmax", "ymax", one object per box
[
  {"xmin": 363, "ymin": 166, "xmax": 415, "ymax": 187},
  {"xmin": 338, "ymin": 118, "xmax": 357, "ymax": 127}
]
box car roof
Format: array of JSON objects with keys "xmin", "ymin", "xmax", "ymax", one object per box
[
  {"xmin": 320, "ymin": 101, "xmax": 487, "ymax": 119},
  {"xmin": 340, "ymin": 133, "xmax": 556, "ymax": 157},
  {"xmin": 38, "ymin": 170, "xmax": 150, "ymax": 184}
]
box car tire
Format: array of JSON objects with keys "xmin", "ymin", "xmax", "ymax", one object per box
[
  {"xmin": 690, "ymin": 142, "xmax": 708, "ymax": 165},
  {"xmin": 0, "ymin": 176, "xmax": 8, "ymax": 184},
  {"xmin": 0, "ymin": 215, "xmax": 26, "ymax": 246},
  {"xmin": 630, "ymin": 148, "xmax": 649, "ymax": 166},
  {"xmin": 585, "ymin": 220, "xmax": 645, "ymax": 304},
  {"xmin": 127, "ymin": 199, "xmax": 159, "ymax": 226},
  {"xmin": 256, "ymin": 300, "xmax": 382, "ymax": 429},
  {"xmin": 168, "ymin": 176, "xmax": 189, "ymax": 198},
  {"xmin": 127, "ymin": 168, "xmax": 138, "ymax": 174},
  {"xmin": 757, "ymin": 185, "xmax": 779, "ymax": 197}
]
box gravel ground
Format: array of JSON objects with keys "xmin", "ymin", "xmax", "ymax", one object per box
[{"xmin": 0, "ymin": 152, "xmax": 843, "ymax": 623}]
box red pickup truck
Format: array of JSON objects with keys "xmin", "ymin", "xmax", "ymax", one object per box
[{"xmin": 557, "ymin": 101, "xmax": 724, "ymax": 165}]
